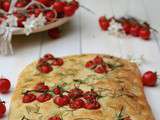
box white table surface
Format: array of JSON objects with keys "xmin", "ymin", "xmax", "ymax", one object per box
[{"xmin": 1, "ymin": 0, "xmax": 160, "ymax": 119}]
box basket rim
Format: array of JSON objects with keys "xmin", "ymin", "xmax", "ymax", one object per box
[{"xmin": 12, "ymin": 17, "xmax": 71, "ymax": 35}]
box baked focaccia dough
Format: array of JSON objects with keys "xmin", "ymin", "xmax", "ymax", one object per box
[{"xmin": 9, "ymin": 54, "xmax": 155, "ymax": 120}]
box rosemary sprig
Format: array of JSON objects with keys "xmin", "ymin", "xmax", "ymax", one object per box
[
  {"xmin": 73, "ymin": 79, "xmax": 86, "ymax": 84},
  {"xmin": 106, "ymin": 62, "xmax": 123, "ymax": 69},
  {"xmin": 22, "ymin": 89, "xmax": 55, "ymax": 95},
  {"xmin": 21, "ymin": 115, "xmax": 30, "ymax": 120},
  {"xmin": 115, "ymin": 106, "xmax": 129, "ymax": 120},
  {"xmin": 116, "ymin": 107, "xmax": 124, "ymax": 120}
]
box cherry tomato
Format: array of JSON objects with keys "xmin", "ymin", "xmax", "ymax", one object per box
[
  {"xmin": 84, "ymin": 100, "xmax": 100, "ymax": 110},
  {"xmin": 53, "ymin": 86, "xmax": 62, "ymax": 95},
  {"xmin": 48, "ymin": 28, "xmax": 61, "ymax": 39},
  {"xmin": 52, "ymin": 1, "xmax": 66, "ymax": 13},
  {"xmin": 2, "ymin": 0, "xmax": 10, "ymax": 12},
  {"xmin": 37, "ymin": 64, "xmax": 53, "ymax": 73},
  {"xmin": 0, "ymin": 101, "xmax": 6, "ymax": 118},
  {"xmin": 83, "ymin": 89, "xmax": 98, "ymax": 101},
  {"xmin": 68, "ymin": 88, "xmax": 83, "ymax": 99},
  {"xmin": 37, "ymin": 93, "xmax": 52, "ymax": 102},
  {"xmin": 54, "ymin": 95, "xmax": 70, "ymax": 107},
  {"xmin": 94, "ymin": 64, "xmax": 108, "ymax": 74},
  {"xmin": 23, "ymin": 93, "xmax": 36, "ymax": 103},
  {"xmin": 63, "ymin": 5, "xmax": 75, "ymax": 17},
  {"xmin": 43, "ymin": 53, "xmax": 54, "ymax": 60},
  {"xmin": 34, "ymin": 82, "xmax": 49, "ymax": 92},
  {"xmin": 99, "ymin": 16, "xmax": 110, "ymax": 31},
  {"xmin": 69, "ymin": 98, "xmax": 85, "ymax": 109},
  {"xmin": 45, "ymin": 10, "xmax": 55, "ymax": 22},
  {"xmin": 85, "ymin": 60, "xmax": 96, "ymax": 69},
  {"xmin": 0, "ymin": 78, "xmax": 11, "ymax": 93},
  {"xmin": 93, "ymin": 56, "xmax": 104, "ymax": 65},
  {"xmin": 142, "ymin": 71, "xmax": 157, "ymax": 86},
  {"xmin": 52, "ymin": 58, "xmax": 64, "ymax": 66}
]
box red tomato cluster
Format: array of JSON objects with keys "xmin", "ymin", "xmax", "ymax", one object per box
[
  {"xmin": 22, "ymin": 82, "xmax": 101, "ymax": 111},
  {"xmin": 0, "ymin": 0, "xmax": 79, "ymax": 27},
  {"xmin": 37, "ymin": 53, "xmax": 64, "ymax": 73},
  {"xmin": 85, "ymin": 56, "xmax": 110, "ymax": 74},
  {"xmin": 0, "ymin": 78, "xmax": 11, "ymax": 118},
  {"xmin": 22, "ymin": 82, "xmax": 51, "ymax": 103},
  {"xmin": 52, "ymin": 0, "xmax": 79, "ymax": 17},
  {"xmin": 23, "ymin": 83, "xmax": 65, "ymax": 103},
  {"xmin": 99, "ymin": 16, "xmax": 151, "ymax": 40},
  {"xmin": 53, "ymin": 87, "xmax": 101, "ymax": 110}
]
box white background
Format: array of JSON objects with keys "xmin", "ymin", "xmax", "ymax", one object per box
[{"xmin": 1, "ymin": 0, "xmax": 160, "ymax": 119}]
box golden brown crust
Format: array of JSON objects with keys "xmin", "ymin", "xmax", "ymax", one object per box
[{"xmin": 9, "ymin": 54, "xmax": 155, "ymax": 120}]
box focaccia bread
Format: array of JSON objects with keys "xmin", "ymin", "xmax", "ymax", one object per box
[{"xmin": 9, "ymin": 54, "xmax": 155, "ymax": 120}]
